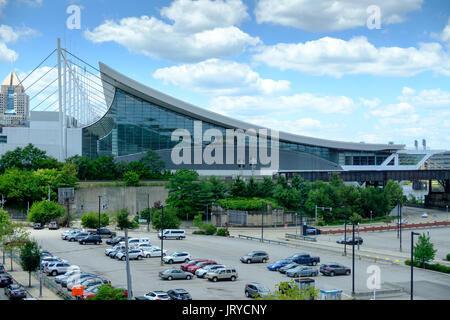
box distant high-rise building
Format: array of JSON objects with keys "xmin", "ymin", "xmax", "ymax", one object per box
[{"xmin": 0, "ymin": 70, "xmax": 29, "ymax": 126}]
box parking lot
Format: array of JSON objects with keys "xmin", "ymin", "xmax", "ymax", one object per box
[{"xmin": 28, "ymin": 227, "xmax": 450, "ymax": 300}]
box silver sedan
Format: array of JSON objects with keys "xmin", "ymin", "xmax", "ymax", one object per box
[
  {"xmin": 286, "ymin": 265, "xmax": 318, "ymax": 278},
  {"xmin": 159, "ymin": 269, "xmax": 193, "ymax": 281}
]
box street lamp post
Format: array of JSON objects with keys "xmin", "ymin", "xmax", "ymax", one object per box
[
  {"xmin": 160, "ymin": 205, "xmax": 164, "ymax": 265},
  {"xmin": 147, "ymin": 194, "xmax": 150, "ymax": 232},
  {"xmin": 352, "ymin": 223, "xmax": 355, "ymax": 296},
  {"xmin": 39, "ymin": 250, "xmax": 42, "ymax": 298},
  {"xmin": 411, "ymin": 232, "xmax": 420, "ymax": 300},
  {"xmin": 342, "ymin": 206, "xmax": 347, "ymax": 256},
  {"xmin": 446, "ymin": 205, "xmax": 448, "ymax": 222},
  {"xmin": 261, "ymin": 202, "xmax": 264, "ymax": 242},
  {"xmin": 98, "ymin": 195, "xmax": 102, "ymax": 230},
  {"xmin": 399, "ymin": 204, "xmax": 403, "ymax": 252}
]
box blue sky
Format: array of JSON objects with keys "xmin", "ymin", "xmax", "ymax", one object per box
[{"xmin": 1, "ymin": 0, "xmax": 450, "ymax": 150}]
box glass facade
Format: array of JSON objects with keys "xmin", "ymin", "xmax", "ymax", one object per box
[
  {"xmin": 420, "ymin": 152, "xmax": 450, "ymax": 170},
  {"xmin": 82, "ymin": 88, "xmax": 396, "ymax": 167},
  {"xmin": 398, "ymin": 153, "xmax": 426, "ymax": 166}
]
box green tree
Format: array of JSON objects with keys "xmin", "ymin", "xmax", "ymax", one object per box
[
  {"xmin": 114, "ymin": 208, "xmax": 138, "ymax": 230},
  {"xmin": 385, "ymin": 180, "xmax": 406, "ymax": 209},
  {"xmin": 138, "ymin": 151, "xmax": 165, "ymax": 177},
  {"xmin": 0, "ymin": 208, "xmax": 14, "ymax": 243},
  {"xmin": 19, "ymin": 241, "xmax": 41, "ymax": 287},
  {"xmin": 273, "ymin": 184, "xmax": 300, "ymax": 210},
  {"xmin": 245, "ymin": 177, "xmax": 259, "ymax": 198},
  {"xmin": 123, "ymin": 171, "xmax": 140, "ymax": 186},
  {"xmin": 257, "ymin": 176, "xmax": 275, "ymax": 198},
  {"xmin": 414, "ymin": 233, "xmax": 437, "ymax": 267},
  {"xmin": 0, "ymin": 144, "xmax": 61, "ymax": 173},
  {"xmin": 230, "ymin": 176, "xmax": 246, "ymax": 197},
  {"xmin": 81, "ymin": 212, "xmax": 110, "ymax": 229},
  {"xmin": 65, "ymin": 155, "xmax": 91, "ymax": 180},
  {"xmin": 151, "ymin": 206, "xmax": 181, "ymax": 230},
  {"xmin": 86, "ymin": 284, "xmax": 127, "ymax": 300},
  {"xmin": 258, "ymin": 280, "xmax": 319, "ymax": 300},
  {"xmin": 27, "ymin": 200, "xmax": 65, "ymax": 225},
  {"xmin": 208, "ymin": 176, "xmax": 226, "ymax": 201}
]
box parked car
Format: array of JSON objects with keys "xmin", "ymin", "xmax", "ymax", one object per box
[
  {"xmin": 0, "ymin": 264, "xmax": 5, "ymax": 274},
  {"xmin": 119, "ymin": 238, "xmax": 151, "ymax": 248},
  {"xmin": 267, "ymin": 259, "xmax": 294, "ymax": 271},
  {"xmin": 105, "ymin": 245, "xmax": 125, "ymax": 256},
  {"xmin": 81, "ymin": 285, "xmax": 101, "ymax": 300},
  {"xmin": 106, "ymin": 236, "xmax": 125, "ymax": 246},
  {"xmin": 47, "ymin": 263, "xmax": 78, "ymax": 276},
  {"xmin": 181, "ymin": 259, "xmax": 207, "ymax": 271},
  {"xmin": 336, "ymin": 237, "xmax": 363, "ymax": 245},
  {"xmin": 0, "ymin": 274, "xmax": 13, "ymax": 288},
  {"xmin": 142, "ymin": 247, "xmax": 167, "ymax": 258},
  {"xmin": 143, "ymin": 291, "xmax": 171, "ymax": 300},
  {"xmin": 245, "ymin": 282, "xmax": 271, "ymax": 299},
  {"xmin": 158, "ymin": 229, "xmax": 186, "ymax": 240},
  {"xmin": 159, "ymin": 269, "xmax": 193, "ymax": 280},
  {"xmin": 286, "ymin": 265, "xmax": 318, "ymax": 278},
  {"xmin": 116, "ymin": 249, "xmax": 144, "ymax": 261},
  {"xmin": 61, "ymin": 228, "xmax": 83, "ymax": 240},
  {"xmin": 48, "ymin": 221, "xmax": 59, "ymax": 230},
  {"xmin": 163, "ymin": 252, "xmax": 191, "ymax": 264},
  {"xmin": 67, "ymin": 232, "xmax": 89, "ymax": 242},
  {"xmin": 167, "ymin": 289, "xmax": 192, "ymax": 300},
  {"xmin": 33, "ymin": 222, "xmax": 43, "ymax": 230},
  {"xmin": 79, "ymin": 277, "xmax": 110, "ymax": 289},
  {"xmin": 206, "ymin": 267, "xmax": 238, "ymax": 282},
  {"xmin": 278, "ymin": 263, "xmax": 300, "ymax": 274},
  {"xmin": 240, "ymin": 251, "xmax": 269, "ymax": 264},
  {"xmin": 4, "ymin": 284, "xmax": 27, "ymax": 300},
  {"xmin": 78, "ymin": 235, "xmax": 102, "ymax": 245},
  {"xmin": 421, "ymin": 212, "xmax": 428, "ymax": 218},
  {"xmin": 320, "ymin": 263, "xmax": 351, "ymax": 276},
  {"xmin": 187, "ymin": 260, "xmax": 217, "ymax": 274},
  {"xmin": 41, "ymin": 257, "xmax": 67, "ymax": 270},
  {"xmin": 195, "ymin": 264, "xmax": 226, "ymax": 278},
  {"xmin": 61, "ymin": 271, "xmax": 92, "ymax": 288},
  {"xmin": 55, "ymin": 269, "xmax": 81, "ymax": 284},
  {"xmin": 39, "ymin": 250, "xmax": 53, "ymax": 258},
  {"xmin": 67, "ymin": 273, "xmax": 98, "ymax": 290},
  {"xmin": 90, "ymin": 228, "xmax": 117, "ymax": 239},
  {"xmin": 289, "ymin": 253, "xmax": 320, "ymax": 266},
  {"xmin": 109, "ymin": 248, "xmax": 125, "ymax": 259}
]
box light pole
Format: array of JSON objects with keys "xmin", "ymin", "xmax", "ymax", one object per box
[
  {"xmin": 410, "ymin": 232, "xmax": 420, "ymax": 300},
  {"xmin": 160, "ymin": 205, "xmax": 164, "ymax": 266},
  {"xmin": 147, "ymin": 194, "xmax": 150, "ymax": 232},
  {"xmin": 370, "ymin": 210, "xmax": 373, "ymax": 225},
  {"xmin": 342, "ymin": 206, "xmax": 347, "ymax": 256},
  {"xmin": 124, "ymin": 227, "xmax": 132, "ymax": 300},
  {"xmin": 446, "ymin": 205, "xmax": 448, "ymax": 222},
  {"xmin": 98, "ymin": 195, "xmax": 102, "ymax": 230},
  {"xmin": 399, "ymin": 204, "xmax": 403, "ymax": 252},
  {"xmin": 261, "ymin": 201, "xmax": 264, "ymax": 242},
  {"xmin": 39, "ymin": 249, "xmax": 42, "ymax": 298},
  {"xmin": 352, "ymin": 222, "xmax": 355, "ymax": 296}
]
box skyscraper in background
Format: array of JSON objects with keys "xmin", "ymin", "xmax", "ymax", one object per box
[{"xmin": 0, "ymin": 70, "xmax": 30, "ymax": 126}]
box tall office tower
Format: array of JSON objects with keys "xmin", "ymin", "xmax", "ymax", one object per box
[{"xmin": 0, "ymin": 70, "xmax": 30, "ymax": 126}]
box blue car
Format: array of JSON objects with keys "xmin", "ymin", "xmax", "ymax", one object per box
[
  {"xmin": 305, "ymin": 226, "xmax": 322, "ymax": 235},
  {"xmin": 267, "ymin": 259, "xmax": 294, "ymax": 271}
]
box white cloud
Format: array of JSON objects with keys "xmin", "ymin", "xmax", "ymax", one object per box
[
  {"xmin": 160, "ymin": 0, "xmax": 249, "ymax": 33},
  {"xmin": 85, "ymin": 1, "xmax": 259, "ymax": 63},
  {"xmin": 398, "ymin": 87, "xmax": 450, "ymax": 108},
  {"xmin": 208, "ymin": 93, "xmax": 357, "ymax": 117},
  {"xmin": 153, "ymin": 59, "xmax": 290, "ymax": 95},
  {"xmin": 0, "ymin": 24, "xmax": 38, "ymax": 64},
  {"xmin": 254, "ymin": 0, "xmax": 423, "ymax": 32},
  {"xmin": 252, "ymin": 36, "xmax": 450, "ymax": 77},
  {"xmin": 439, "ymin": 17, "xmax": 450, "ymax": 46},
  {"xmin": 370, "ymin": 102, "xmax": 415, "ymax": 117}
]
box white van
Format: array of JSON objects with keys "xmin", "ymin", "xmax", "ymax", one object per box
[
  {"xmin": 120, "ymin": 237, "xmax": 151, "ymax": 248},
  {"xmin": 158, "ymin": 229, "xmax": 186, "ymax": 240}
]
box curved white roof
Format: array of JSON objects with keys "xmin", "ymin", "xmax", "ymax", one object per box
[{"xmin": 98, "ymin": 62, "xmax": 405, "ymax": 152}]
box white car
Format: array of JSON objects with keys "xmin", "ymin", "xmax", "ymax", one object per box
[
  {"xmin": 115, "ymin": 249, "xmax": 144, "ymax": 261},
  {"xmin": 195, "ymin": 264, "xmax": 226, "ymax": 278},
  {"xmin": 142, "ymin": 247, "xmax": 167, "ymax": 258},
  {"xmin": 67, "ymin": 273, "xmax": 98, "ymax": 291},
  {"xmin": 55, "ymin": 269, "xmax": 81, "ymax": 284},
  {"xmin": 61, "ymin": 229, "xmax": 83, "ymax": 240},
  {"xmin": 143, "ymin": 291, "xmax": 171, "ymax": 300},
  {"xmin": 41, "ymin": 257, "xmax": 67, "ymax": 270},
  {"xmin": 47, "ymin": 263, "xmax": 79, "ymax": 276},
  {"xmin": 105, "ymin": 245, "xmax": 125, "ymax": 256},
  {"xmin": 421, "ymin": 212, "xmax": 428, "ymax": 218},
  {"xmin": 163, "ymin": 252, "xmax": 191, "ymax": 264}
]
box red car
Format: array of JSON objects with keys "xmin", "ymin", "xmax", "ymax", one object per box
[
  {"xmin": 181, "ymin": 259, "xmax": 207, "ymax": 271},
  {"xmin": 187, "ymin": 260, "xmax": 217, "ymax": 274}
]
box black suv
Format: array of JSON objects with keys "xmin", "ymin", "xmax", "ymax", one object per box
[
  {"xmin": 0, "ymin": 264, "xmax": 5, "ymax": 274},
  {"xmin": 78, "ymin": 235, "xmax": 102, "ymax": 245},
  {"xmin": 0, "ymin": 274, "xmax": 13, "ymax": 288},
  {"xmin": 106, "ymin": 236, "xmax": 125, "ymax": 245},
  {"xmin": 90, "ymin": 229, "xmax": 116, "ymax": 239},
  {"xmin": 167, "ymin": 289, "xmax": 192, "ymax": 300}
]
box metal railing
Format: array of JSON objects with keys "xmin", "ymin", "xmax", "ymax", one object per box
[
  {"xmin": 238, "ymin": 234, "xmax": 288, "ymax": 246},
  {"xmin": 285, "ymin": 233, "xmax": 317, "ymax": 242}
]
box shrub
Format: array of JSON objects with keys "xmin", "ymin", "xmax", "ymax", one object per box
[
  {"xmin": 123, "ymin": 171, "xmax": 140, "ymax": 186},
  {"xmin": 216, "ymin": 228, "xmax": 229, "ymax": 237},
  {"xmin": 404, "ymin": 260, "xmax": 450, "ymax": 274},
  {"xmin": 446, "ymin": 254, "xmax": 450, "ymax": 261},
  {"xmin": 81, "ymin": 212, "xmax": 110, "ymax": 229},
  {"xmin": 192, "ymin": 230, "xmax": 206, "ymax": 235},
  {"xmin": 203, "ymin": 224, "xmax": 217, "ymax": 235}
]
